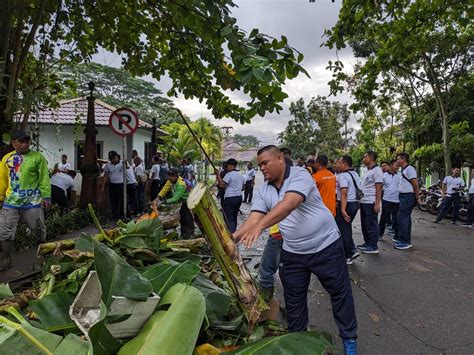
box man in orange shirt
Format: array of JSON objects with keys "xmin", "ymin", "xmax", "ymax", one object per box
[{"xmin": 312, "ymin": 155, "xmax": 337, "ymax": 216}]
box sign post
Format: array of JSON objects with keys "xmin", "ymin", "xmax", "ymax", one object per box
[{"xmin": 108, "ymin": 108, "xmax": 139, "ymax": 219}]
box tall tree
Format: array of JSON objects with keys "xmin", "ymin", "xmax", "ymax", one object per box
[
  {"xmin": 1, "ymin": 0, "xmax": 308, "ymax": 154},
  {"xmin": 59, "ymin": 62, "xmax": 180, "ymax": 125},
  {"xmin": 278, "ymin": 96, "xmax": 347, "ymax": 158},
  {"xmin": 324, "ymin": 0, "xmax": 473, "ymax": 172},
  {"xmin": 232, "ymin": 134, "xmax": 261, "ymax": 148}
]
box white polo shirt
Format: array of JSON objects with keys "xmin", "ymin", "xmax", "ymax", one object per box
[
  {"xmin": 443, "ymin": 176, "xmax": 465, "ymax": 196},
  {"xmin": 245, "ymin": 168, "xmax": 256, "ymax": 182},
  {"xmin": 382, "ymin": 172, "xmax": 401, "ymax": 203},
  {"xmin": 223, "ymin": 170, "xmax": 245, "ymax": 198},
  {"xmin": 336, "ymin": 170, "xmax": 361, "ymax": 202},
  {"xmin": 104, "ymin": 162, "xmax": 124, "ymax": 184},
  {"xmin": 251, "ymin": 165, "xmax": 340, "ymax": 254},
  {"xmin": 360, "ymin": 165, "xmax": 384, "ymax": 204},
  {"xmin": 398, "ymin": 165, "xmax": 417, "ymax": 193},
  {"xmin": 133, "ymin": 163, "xmax": 145, "ymax": 177},
  {"xmin": 150, "ymin": 164, "xmax": 161, "ymax": 180},
  {"xmin": 50, "ymin": 173, "xmax": 75, "ymax": 192},
  {"xmin": 126, "ymin": 167, "xmax": 138, "ymax": 185}
]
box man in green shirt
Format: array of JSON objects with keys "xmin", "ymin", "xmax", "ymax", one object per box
[
  {"xmin": 156, "ymin": 168, "xmax": 194, "ymax": 238},
  {"xmin": 0, "ymin": 130, "xmax": 51, "ymax": 270}
]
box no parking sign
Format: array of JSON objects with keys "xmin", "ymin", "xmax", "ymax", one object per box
[{"xmin": 109, "ymin": 108, "xmax": 139, "ymax": 137}]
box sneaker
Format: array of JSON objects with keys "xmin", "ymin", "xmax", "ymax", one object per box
[
  {"xmin": 350, "ymin": 251, "xmax": 360, "ymax": 260},
  {"xmin": 433, "ymin": 219, "xmax": 440, "ymax": 223},
  {"xmin": 451, "ymin": 221, "xmax": 456, "ymax": 225},
  {"xmin": 462, "ymin": 224, "xmax": 474, "ymax": 228},
  {"xmin": 358, "ymin": 245, "xmax": 379, "ymax": 254},
  {"xmin": 394, "ymin": 241, "xmax": 412, "ymax": 250},
  {"xmin": 387, "ymin": 229, "xmax": 395, "ymax": 235},
  {"xmin": 346, "ymin": 258, "xmax": 353, "ymax": 265},
  {"xmin": 343, "ymin": 339, "xmax": 358, "ymax": 355}
]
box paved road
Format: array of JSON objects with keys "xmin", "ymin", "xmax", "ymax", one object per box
[{"xmin": 238, "ymin": 171, "xmax": 474, "ymax": 355}]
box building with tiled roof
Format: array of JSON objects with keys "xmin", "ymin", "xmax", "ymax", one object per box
[{"xmin": 20, "ymin": 97, "xmax": 167, "ymax": 172}]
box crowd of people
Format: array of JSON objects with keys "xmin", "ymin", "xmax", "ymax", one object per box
[{"xmin": 229, "ymin": 145, "xmax": 473, "ymax": 355}]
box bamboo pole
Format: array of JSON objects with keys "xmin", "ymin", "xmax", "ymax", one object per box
[{"xmin": 187, "ymin": 182, "xmax": 267, "ymax": 331}]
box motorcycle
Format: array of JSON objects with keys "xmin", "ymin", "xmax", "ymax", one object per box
[
  {"xmin": 418, "ymin": 182, "xmax": 440, "ymax": 212},
  {"xmin": 426, "ymin": 189, "xmax": 469, "ymax": 222}
]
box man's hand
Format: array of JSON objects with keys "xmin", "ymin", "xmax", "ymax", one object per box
[
  {"xmin": 342, "ymin": 210, "xmax": 351, "ymax": 223},
  {"xmin": 373, "ymin": 202, "xmax": 380, "ymax": 214},
  {"xmin": 238, "ymin": 223, "xmax": 263, "ymax": 248},
  {"xmin": 42, "ymin": 199, "xmax": 51, "ymax": 211}
]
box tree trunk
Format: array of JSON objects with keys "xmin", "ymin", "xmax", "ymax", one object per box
[{"xmin": 187, "ymin": 182, "xmax": 267, "ymax": 331}]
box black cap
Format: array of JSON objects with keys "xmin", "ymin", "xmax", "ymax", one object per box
[
  {"xmin": 108, "ymin": 150, "xmax": 119, "ymax": 159},
  {"xmin": 10, "ymin": 130, "xmax": 31, "ymax": 140},
  {"xmin": 226, "ymin": 158, "xmax": 238, "ymax": 166},
  {"xmin": 306, "ymin": 158, "xmax": 315, "ymax": 164}
]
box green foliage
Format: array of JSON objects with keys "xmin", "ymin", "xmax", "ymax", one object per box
[
  {"xmin": 232, "ymin": 134, "xmax": 261, "ymax": 148},
  {"xmin": 14, "ymin": 210, "xmax": 91, "ymax": 251},
  {"xmin": 1, "ymin": 0, "xmax": 309, "ymax": 138},
  {"xmin": 278, "ymin": 96, "xmax": 349, "ymax": 158},
  {"xmin": 58, "ymin": 63, "xmax": 180, "ymax": 125}
]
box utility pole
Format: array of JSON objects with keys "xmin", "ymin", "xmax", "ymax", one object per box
[{"xmin": 80, "ymin": 82, "xmax": 99, "ymax": 209}]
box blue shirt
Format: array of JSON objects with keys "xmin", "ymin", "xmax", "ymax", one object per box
[{"xmin": 251, "ymin": 165, "xmax": 340, "ymax": 254}]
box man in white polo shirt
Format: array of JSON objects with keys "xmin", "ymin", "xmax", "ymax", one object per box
[
  {"xmin": 379, "ymin": 159, "xmax": 400, "ymax": 240},
  {"xmin": 50, "ymin": 170, "xmax": 76, "ymax": 213},
  {"xmin": 215, "ymin": 158, "xmax": 245, "ymax": 232},
  {"xmin": 100, "ymin": 151, "xmax": 124, "ymax": 220},
  {"xmin": 358, "ymin": 151, "xmax": 384, "ymax": 254},
  {"xmin": 435, "ymin": 167, "xmax": 465, "ymax": 224},
  {"xmin": 395, "ymin": 153, "xmax": 421, "ymax": 250},
  {"xmin": 234, "ymin": 145, "xmax": 358, "ymax": 355}
]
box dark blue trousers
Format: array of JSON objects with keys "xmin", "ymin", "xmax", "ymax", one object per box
[
  {"xmin": 222, "ymin": 195, "xmax": 242, "ymax": 233},
  {"xmin": 379, "ymin": 200, "xmax": 399, "ymax": 237},
  {"xmin": 397, "ymin": 193, "xmax": 415, "ymax": 244},
  {"xmin": 335, "ymin": 201, "xmax": 359, "ymax": 259},
  {"xmin": 360, "ymin": 203, "xmax": 379, "ymax": 248},
  {"xmin": 279, "ymin": 238, "xmax": 358, "ymax": 339},
  {"xmin": 437, "ymin": 194, "xmax": 461, "ymax": 222}
]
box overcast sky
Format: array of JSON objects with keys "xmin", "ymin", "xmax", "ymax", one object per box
[{"xmin": 94, "ymin": 0, "xmax": 357, "ymax": 144}]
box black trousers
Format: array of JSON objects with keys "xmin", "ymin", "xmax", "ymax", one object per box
[
  {"xmin": 379, "ymin": 200, "xmax": 399, "ymax": 237},
  {"xmin": 180, "ymin": 202, "xmax": 195, "ymax": 238},
  {"xmin": 437, "ymin": 194, "xmax": 461, "ymax": 222},
  {"xmin": 51, "ymin": 185, "xmax": 69, "ymax": 212},
  {"xmin": 109, "ymin": 183, "xmax": 124, "ymax": 219},
  {"xmin": 468, "ymin": 193, "xmax": 474, "ymax": 224},
  {"xmin": 360, "ymin": 203, "xmax": 379, "ymax": 248},
  {"xmin": 127, "ymin": 183, "xmax": 138, "ymax": 215},
  {"xmin": 150, "ymin": 179, "xmax": 161, "ymax": 201},
  {"xmin": 244, "ymin": 180, "xmax": 254, "ymax": 203},
  {"xmin": 279, "ymin": 238, "xmax": 358, "ymax": 339},
  {"xmin": 335, "ymin": 201, "xmax": 359, "ymax": 259},
  {"xmin": 222, "ymin": 195, "xmax": 242, "ymax": 233}
]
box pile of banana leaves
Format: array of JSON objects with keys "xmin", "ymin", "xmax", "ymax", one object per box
[{"xmin": 0, "ymin": 204, "xmax": 334, "ymax": 355}]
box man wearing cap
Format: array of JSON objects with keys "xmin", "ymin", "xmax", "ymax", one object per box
[
  {"xmin": 100, "ymin": 151, "xmax": 125, "ymax": 220},
  {"xmin": 215, "ymin": 158, "xmax": 245, "ymax": 232},
  {"xmin": 234, "ymin": 145, "xmax": 358, "ymax": 355},
  {"xmin": 0, "ymin": 130, "xmax": 51, "ymax": 270}
]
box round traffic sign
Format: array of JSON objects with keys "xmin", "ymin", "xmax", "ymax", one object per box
[{"xmin": 109, "ymin": 108, "xmax": 139, "ymax": 137}]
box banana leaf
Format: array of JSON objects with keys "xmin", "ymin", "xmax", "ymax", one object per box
[
  {"xmin": 53, "ymin": 334, "xmax": 89, "ymax": 355},
  {"xmin": 0, "ymin": 307, "xmax": 63, "ymax": 355},
  {"xmin": 0, "ymin": 284, "xmax": 13, "ymax": 300},
  {"xmin": 141, "ymin": 260, "xmax": 200, "ymax": 296},
  {"xmin": 118, "ymin": 283, "xmax": 205, "ymax": 355},
  {"xmin": 191, "ymin": 275, "xmax": 231, "ymax": 324},
  {"xmin": 87, "ymin": 301, "xmax": 121, "ymax": 355},
  {"xmin": 226, "ymin": 331, "xmax": 335, "ymax": 354},
  {"xmin": 29, "ymin": 293, "xmax": 78, "ymax": 333},
  {"xmin": 117, "ymin": 219, "xmax": 162, "ymax": 253},
  {"xmin": 92, "ymin": 238, "xmax": 153, "ymax": 306}
]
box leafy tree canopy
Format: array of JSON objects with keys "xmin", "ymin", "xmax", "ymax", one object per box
[
  {"xmin": 278, "ymin": 96, "xmax": 350, "ymax": 158},
  {"xmin": 1, "ymin": 0, "xmax": 309, "ymax": 142},
  {"xmin": 59, "ymin": 62, "xmax": 181, "ymax": 125},
  {"xmin": 232, "ymin": 134, "xmax": 261, "ymax": 148}
]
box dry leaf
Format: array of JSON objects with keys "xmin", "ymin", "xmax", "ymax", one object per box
[{"xmin": 368, "ymin": 313, "xmax": 380, "ymax": 322}]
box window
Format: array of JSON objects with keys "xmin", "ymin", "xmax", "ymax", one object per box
[{"xmin": 75, "ymin": 141, "xmax": 103, "ymax": 170}]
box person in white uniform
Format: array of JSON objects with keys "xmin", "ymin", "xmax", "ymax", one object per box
[
  {"xmin": 50, "ymin": 170, "xmax": 76, "ymax": 213},
  {"xmin": 379, "ymin": 159, "xmax": 401, "ymax": 240},
  {"xmin": 435, "ymin": 167, "xmax": 465, "ymax": 224}
]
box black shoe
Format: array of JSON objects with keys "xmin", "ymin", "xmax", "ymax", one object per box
[
  {"xmin": 451, "ymin": 221, "xmax": 456, "ymax": 225},
  {"xmin": 433, "ymin": 220, "xmax": 440, "ymax": 223}
]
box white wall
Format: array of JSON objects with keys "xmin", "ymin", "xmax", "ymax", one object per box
[{"xmin": 35, "ymin": 124, "xmax": 151, "ymax": 169}]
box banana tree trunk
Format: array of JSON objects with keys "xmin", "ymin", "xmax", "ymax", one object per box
[{"xmin": 187, "ymin": 182, "xmax": 267, "ymax": 330}]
